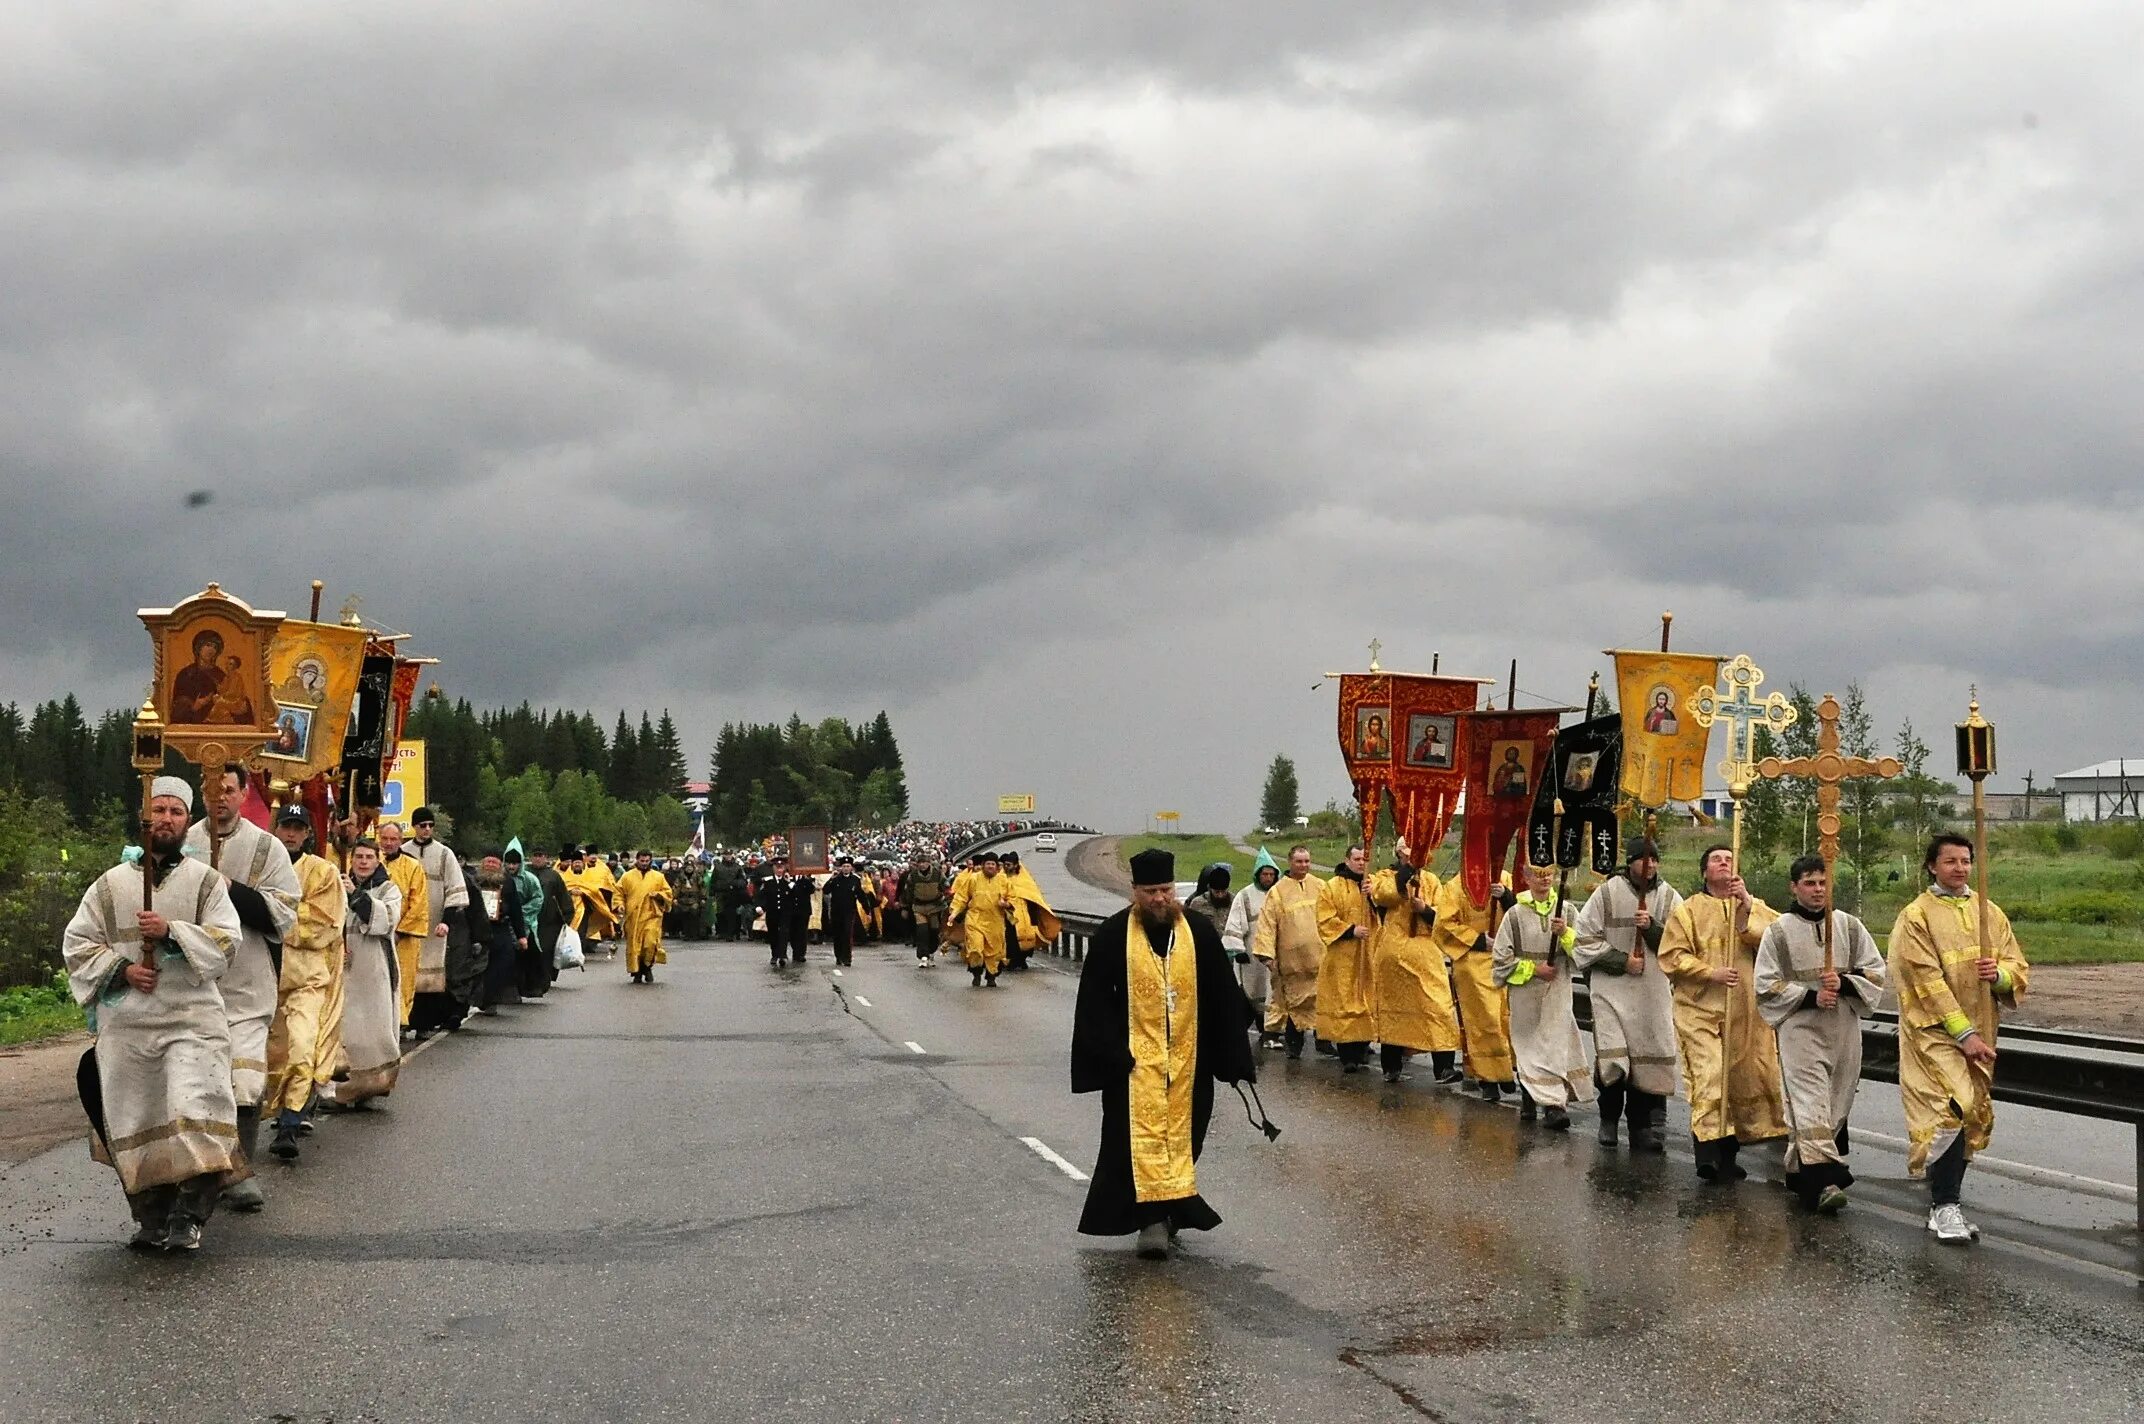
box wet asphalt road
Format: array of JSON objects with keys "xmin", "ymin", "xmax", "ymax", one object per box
[{"xmin": 2, "ymin": 935, "xmax": 2140, "ymax": 1424}]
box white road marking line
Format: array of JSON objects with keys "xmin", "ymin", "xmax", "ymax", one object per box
[
  {"xmin": 853, "ymin": 995, "xmax": 871, "ymax": 1008},
  {"xmin": 404, "ymin": 1033, "xmax": 445, "ymax": 1061},
  {"xmin": 1846, "ymin": 1127, "xmax": 2137, "ymax": 1204},
  {"xmin": 832, "ymin": 969, "xmax": 843, "ymax": 977},
  {"xmin": 1021, "ymin": 1136, "xmax": 1090, "ymax": 1182},
  {"xmin": 904, "ymin": 1041, "xmax": 927, "ymax": 1055}
]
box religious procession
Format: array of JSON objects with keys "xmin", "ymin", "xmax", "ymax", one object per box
[{"xmin": 1072, "ymin": 626, "xmax": 2028, "ymax": 1261}]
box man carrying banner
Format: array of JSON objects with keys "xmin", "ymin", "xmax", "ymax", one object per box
[
  {"xmin": 1492, "ymin": 859, "xmax": 1591, "ymax": 1129},
  {"xmin": 1888, "ymin": 833, "xmax": 2029, "ymax": 1243},
  {"xmin": 65, "ymin": 777, "xmax": 243, "ymax": 1251},
  {"xmin": 264, "ymin": 806, "xmax": 343, "ymax": 1163},
  {"xmin": 1659, "ymin": 844, "xmax": 1786, "ymax": 1182},
  {"xmin": 1368, "ymin": 855, "xmax": 1461, "ymax": 1084},
  {"xmin": 1572, "ymin": 838, "xmax": 1682, "ymax": 1151},
  {"xmin": 1314, "ymin": 845, "xmax": 1377, "ymax": 1072},
  {"xmin": 1430, "ymin": 872, "xmax": 1516, "ymax": 1100},
  {"xmin": 1756, "ymin": 856, "xmax": 1887, "ymax": 1213}
]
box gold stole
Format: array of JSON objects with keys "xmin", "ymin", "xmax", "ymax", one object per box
[{"xmin": 1126, "ymin": 912, "xmax": 1199, "ymax": 1203}]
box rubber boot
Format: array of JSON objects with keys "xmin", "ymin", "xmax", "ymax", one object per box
[
  {"xmin": 223, "ymin": 1108, "xmax": 266, "ymax": 1212},
  {"xmin": 1283, "ymin": 1025, "xmax": 1305, "ymax": 1060}
]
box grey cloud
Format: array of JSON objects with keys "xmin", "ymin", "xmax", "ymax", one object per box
[{"xmin": 2, "ymin": 2, "xmax": 2137, "ymax": 831}]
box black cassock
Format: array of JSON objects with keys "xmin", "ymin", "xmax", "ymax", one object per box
[{"xmin": 1071, "ymin": 908, "xmax": 1256, "ymax": 1236}]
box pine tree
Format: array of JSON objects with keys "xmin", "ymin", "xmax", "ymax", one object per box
[
  {"xmin": 652, "ymin": 711, "xmax": 688, "ymax": 797},
  {"xmin": 607, "ymin": 712, "xmax": 637, "ymax": 800},
  {"xmin": 1258, "ymin": 754, "xmax": 1301, "ymax": 830}
]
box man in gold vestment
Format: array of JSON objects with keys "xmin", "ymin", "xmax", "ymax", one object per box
[
  {"xmin": 1432, "ymin": 870, "xmax": 1516, "ymax": 1101},
  {"xmin": 1251, "ymin": 846, "xmax": 1325, "ymax": 1059},
  {"xmin": 1889, "ymin": 832, "xmax": 2029, "ymax": 1244},
  {"xmin": 618, "ymin": 850, "xmax": 674, "ymax": 985},
  {"xmin": 1314, "ymin": 846, "xmax": 1377, "ymax": 1072},
  {"xmin": 1659, "ymin": 844, "xmax": 1785, "ymax": 1183}
]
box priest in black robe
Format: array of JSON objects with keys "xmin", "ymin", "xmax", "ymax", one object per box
[{"xmin": 1072, "ymin": 847, "xmax": 1257, "ymax": 1258}]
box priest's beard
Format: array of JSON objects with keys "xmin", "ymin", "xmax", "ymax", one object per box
[{"xmin": 1137, "ymin": 907, "xmax": 1176, "ymax": 945}]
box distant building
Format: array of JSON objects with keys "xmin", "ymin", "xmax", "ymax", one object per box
[{"xmin": 2055, "ymin": 761, "xmax": 2144, "ymax": 823}]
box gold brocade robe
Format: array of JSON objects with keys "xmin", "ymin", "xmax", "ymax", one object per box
[
  {"xmin": 1127, "ymin": 912, "xmax": 1200, "ymax": 1202},
  {"xmin": 1659, "ymin": 893, "xmax": 1787, "ymax": 1144},
  {"xmin": 265, "ymin": 851, "xmax": 344, "ymax": 1118},
  {"xmin": 1005, "ymin": 868, "xmax": 1061, "ymax": 950},
  {"xmin": 565, "ymin": 863, "xmax": 620, "ymax": 940},
  {"xmin": 1313, "ymin": 872, "xmax": 1376, "ymax": 1044},
  {"xmin": 1887, "ymin": 889, "xmax": 2029, "ymax": 1175},
  {"xmin": 1368, "ymin": 869, "xmax": 1460, "ymax": 1053},
  {"xmin": 382, "ymin": 851, "xmax": 429, "ymax": 938},
  {"xmin": 951, "ymin": 871, "xmax": 1011, "ymax": 972},
  {"xmin": 1432, "ymin": 872, "xmax": 1515, "ymax": 1085},
  {"xmin": 618, "ymin": 869, "xmax": 674, "ymax": 973},
  {"xmin": 1250, "ymin": 873, "xmax": 1325, "ymax": 1032}
]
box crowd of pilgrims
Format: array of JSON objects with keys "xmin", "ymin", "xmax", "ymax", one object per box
[
  {"xmin": 1183, "ymin": 829, "xmax": 2029, "ymax": 1246},
  {"xmin": 60, "ymin": 763, "xmax": 2024, "ymax": 1258},
  {"xmin": 59, "ymin": 768, "xmax": 1051, "ymax": 1253}
]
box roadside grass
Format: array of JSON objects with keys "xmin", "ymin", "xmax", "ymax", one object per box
[{"xmin": 0, "ymin": 973, "xmax": 84, "ymax": 1047}]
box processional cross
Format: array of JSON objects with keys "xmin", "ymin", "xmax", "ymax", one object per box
[
  {"xmin": 1755, "ymin": 693, "xmax": 1902, "ymax": 869},
  {"xmin": 1367, "ymin": 638, "xmax": 1383, "ymax": 672},
  {"xmin": 1685, "ymin": 655, "xmax": 1796, "ymax": 866}
]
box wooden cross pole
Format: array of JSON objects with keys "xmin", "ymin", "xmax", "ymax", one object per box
[{"xmin": 1755, "ymin": 693, "xmax": 1901, "ymax": 968}]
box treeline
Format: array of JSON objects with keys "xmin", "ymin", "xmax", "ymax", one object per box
[
  {"xmin": 704, "ymin": 713, "xmax": 909, "ymax": 844},
  {"xmin": 404, "ymin": 699, "xmax": 695, "ymax": 854},
  {"xmin": 0, "ymin": 697, "xmax": 141, "ymax": 834}
]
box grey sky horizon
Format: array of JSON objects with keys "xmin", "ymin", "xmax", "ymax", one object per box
[{"xmin": 2, "ymin": 3, "xmax": 2132, "ymax": 834}]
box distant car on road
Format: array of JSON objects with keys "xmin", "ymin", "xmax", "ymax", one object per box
[{"xmin": 1034, "ymin": 833, "xmax": 1058, "ymax": 852}]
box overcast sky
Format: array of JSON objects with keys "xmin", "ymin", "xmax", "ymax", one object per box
[{"xmin": 3, "ymin": 2, "xmax": 2136, "ymax": 831}]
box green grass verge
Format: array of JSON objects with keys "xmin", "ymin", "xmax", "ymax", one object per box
[{"xmin": 0, "ymin": 974, "xmax": 85, "ymax": 1046}]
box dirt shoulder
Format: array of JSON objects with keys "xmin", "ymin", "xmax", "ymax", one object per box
[
  {"xmin": 1066, "ymin": 835, "xmax": 1131, "ymax": 899},
  {"xmin": 2007, "ymin": 962, "xmax": 2144, "ymax": 1038},
  {"xmin": 0, "ymin": 1030, "xmax": 90, "ymax": 1168}
]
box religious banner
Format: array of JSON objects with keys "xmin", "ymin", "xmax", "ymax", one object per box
[
  {"xmin": 1607, "ymin": 647, "xmax": 1723, "ymax": 807},
  {"xmin": 1528, "ymin": 712, "xmax": 1624, "ymax": 874},
  {"xmin": 340, "ymin": 646, "xmax": 397, "ymax": 813},
  {"xmin": 260, "ymin": 618, "xmax": 370, "ymax": 781},
  {"xmin": 789, "ymin": 825, "xmax": 830, "ymax": 874},
  {"xmin": 1459, "ymin": 708, "xmax": 1565, "ymax": 904},
  {"xmin": 1336, "ymin": 670, "xmax": 1487, "ymax": 866},
  {"xmin": 138, "ymin": 584, "xmax": 286, "ymax": 747}
]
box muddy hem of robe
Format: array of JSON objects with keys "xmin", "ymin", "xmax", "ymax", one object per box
[{"xmin": 1078, "ymin": 1193, "xmax": 1222, "ymax": 1237}]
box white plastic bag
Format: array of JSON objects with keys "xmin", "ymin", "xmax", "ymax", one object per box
[{"xmin": 555, "ymin": 923, "xmax": 585, "ymax": 970}]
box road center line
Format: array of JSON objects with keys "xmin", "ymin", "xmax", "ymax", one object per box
[
  {"xmin": 1020, "ymin": 1136, "xmax": 1090, "ymax": 1182},
  {"xmin": 853, "ymin": 995, "xmax": 871, "ymax": 1008},
  {"xmin": 904, "ymin": 1041, "xmax": 926, "ymax": 1054}
]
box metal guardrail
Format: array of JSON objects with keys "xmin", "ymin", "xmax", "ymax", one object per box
[{"xmin": 1048, "ymin": 905, "xmax": 2144, "ymax": 1227}]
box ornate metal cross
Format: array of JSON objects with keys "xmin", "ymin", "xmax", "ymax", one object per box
[
  {"xmin": 1367, "ymin": 638, "xmax": 1383, "ymax": 672},
  {"xmin": 1686, "ymin": 654, "xmax": 1797, "ymax": 801},
  {"xmin": 1756, "ymin": 692, "xmax": 1901, "ymax": 868}
]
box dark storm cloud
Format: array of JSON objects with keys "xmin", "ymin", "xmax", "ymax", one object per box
[{"xmin": 2, "ymin": 2, "xmax": 2134, "ymax": 827}]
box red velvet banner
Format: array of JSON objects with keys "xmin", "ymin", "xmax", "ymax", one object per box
[
  {"xmin": 1460, "ymin": 708, "xmax": 1565, "ymax": 903},
  {"xmin": 1337, "ymin": 672, "xmax": 1484, "ymax": 867}
]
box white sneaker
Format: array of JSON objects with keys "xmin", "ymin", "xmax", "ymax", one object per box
[{"xmin": 1927, "ymin": 1204, "xmax": 1978, "ymax": 1243}]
